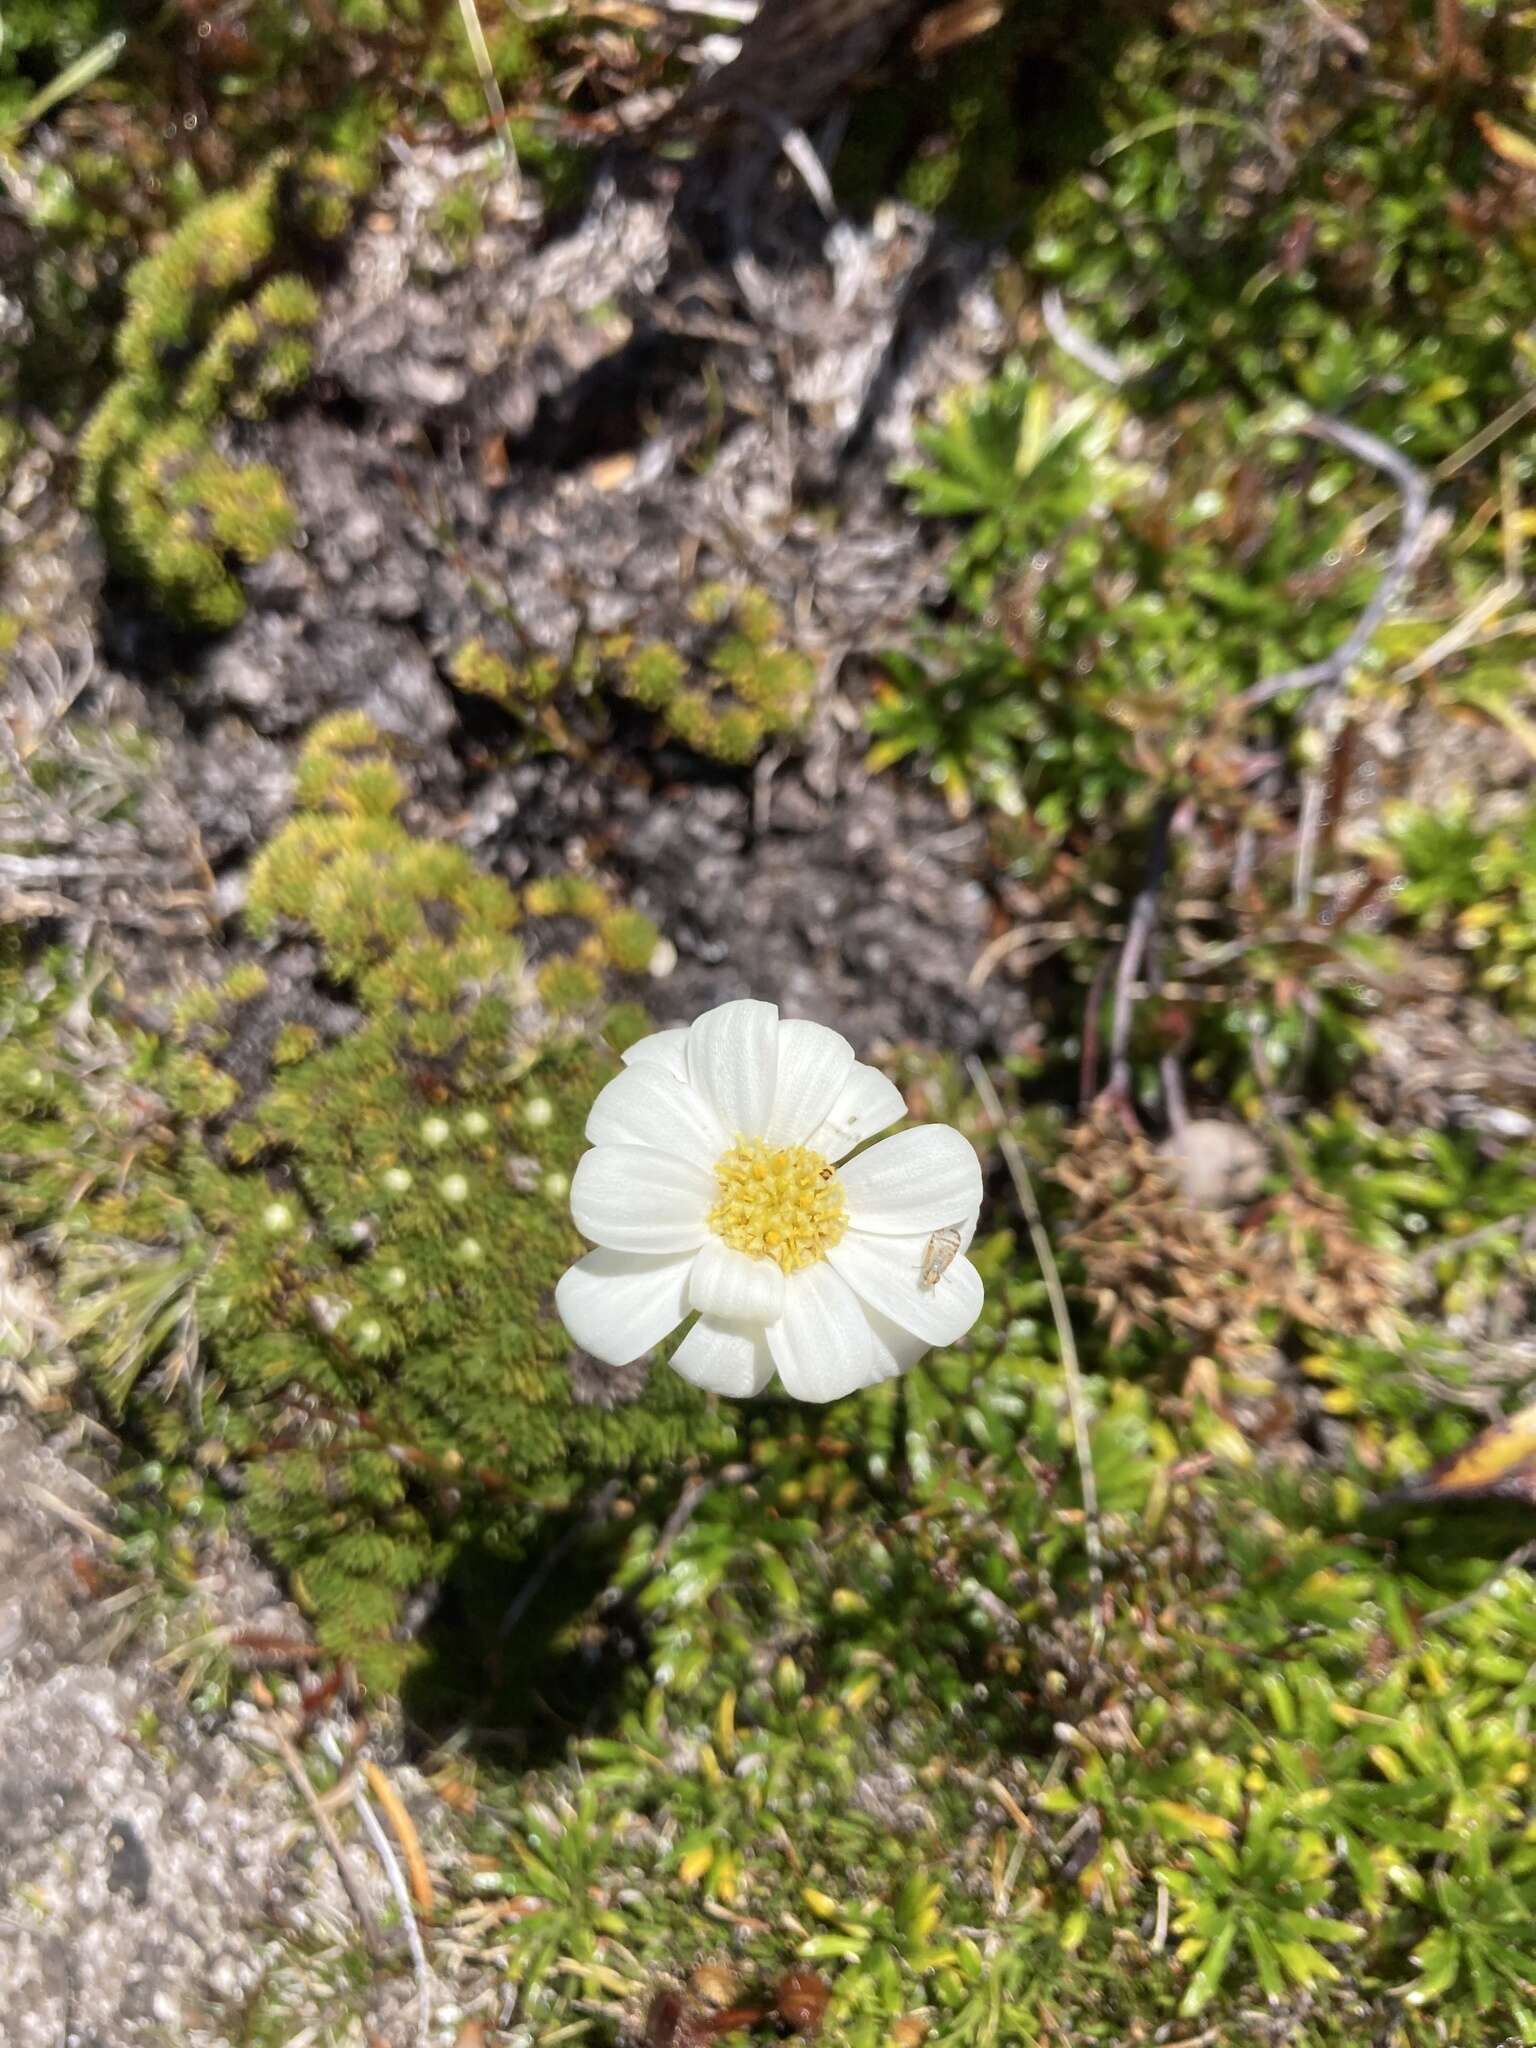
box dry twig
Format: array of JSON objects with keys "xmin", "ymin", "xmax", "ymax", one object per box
[
  {"xmin": 1106, "ymin": 797, "xmax": 1174, "ymax": 1105},
  {"xmin": 965, "ymin": 1056, "xmax": 1105, "ymax": 1636},
  {"xmin": 1237, "ymin": 412, "xmax": 1432, "ymax": 713},
  {"xmin": 454, "ymin": 0, "xmax": 517, "ymax": 191},
  {"xmin": 363, "ymin": 1762, "xmax": 436, "ymax": 1915},
  {"xmin": 1040, "ymin": 288, "xmax": 1130, "ymax": 388},
  {"xmin": 256, "ymin": 1723, "xmax": 388, "ymax": 1957},
  {"xmin": 319, "ymin": 1734, "xmax": 434, "ymax": 2048}
]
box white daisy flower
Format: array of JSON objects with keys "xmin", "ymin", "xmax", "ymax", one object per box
[{"xmin": 555, "ymin": 997, "xmax": 985, "ymax": 1402}]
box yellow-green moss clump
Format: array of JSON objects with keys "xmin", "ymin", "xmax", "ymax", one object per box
[
  {"xmin": 0, "ymin": 715, "xmax": 724, "ymax": 1689},
  {"xmin": 518, "ymin": 870, "xmax": 661, "ymax": 998},
  {"xmin": 449, "ymin": 586, "xmax": 814, "ymax": 766},
  {"xmin": 604, "ymin": 583, "xmax": 814, "ymax": 765},
  {"xmin": 448, "ymin": 637, "xmax": 563, "ymax": 710},
  {"xmin": 78, "ymin": 158, "xmax": 355, "ymax": 629}
]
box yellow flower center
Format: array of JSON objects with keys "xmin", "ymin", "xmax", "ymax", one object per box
[{"xmin": 708, "ymin": 1137, "xmax": 848, "ymax": 1274}]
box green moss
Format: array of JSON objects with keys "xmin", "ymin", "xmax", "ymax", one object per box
[
  {"xmin": 619, "ymin": 640, "xmax": 688, "ymax": 709},
  {"xmin": 271, "ymin": 1023, "xmax": 319, "ymax": 1066},
  {"xmin": 536, "ymin": 954, "xmax": 606, "ymax": 1017},
  {"xmin": 180, "ymin": 275, "xmax": 320, "ymax": 424},
  {"xmin": 0, "ymin": 717, "xmax": 732, "ymax": 1690},
  {"xmin": 524, "ymin": 872, "xmax": 612, "ymax": 921},
  {"xmin": 115, "ymin": 171, "xmax": 281, "ymax": 381},
  {"xmin": 599, "ymin": 909, "xmax": 660, "ymax": 975},
  {"xmin": 448, "ymin": 637, "xmax": 562, "ymax": 709},
  {"xmin": 77, "ymin": 161, "xmax": 339, "ymax": 629},
  {"xmin": 604, "ymin": 586, "xmax": 813, "ymax": 764},
  {"xmin": 601, "ymin": 1000, "xmax": 656, "ymax": 1055},
  {"xmin": 104, "ymin": 419, "xmax": 296, "ymax": 626}
]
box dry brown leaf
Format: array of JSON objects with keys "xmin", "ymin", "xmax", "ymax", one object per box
[
  {"xmin": 1396, "ymin": 1402, "xmax": 1536, "ymax": 1506},
  {"xmin": 913, "ymin": 0, "xmax": 1002, "ymax": 59},
  {"xmin": 1476, "ymin": 111, "xmax": 1536, "ymax": 174}
]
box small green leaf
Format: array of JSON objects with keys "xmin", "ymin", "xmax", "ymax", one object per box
[{"xmin": 1180, "ymin": 1915, "xmax": 1238, "ymax": 2017}]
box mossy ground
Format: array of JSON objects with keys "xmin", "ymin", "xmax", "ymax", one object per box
[
  {"xmin": 0, "ymin": 714, "xmax": 724, "ymax": 1693},
  {"xmin": 4, "ymin": 0, "xmax": 1536, "ymax": 2043}
]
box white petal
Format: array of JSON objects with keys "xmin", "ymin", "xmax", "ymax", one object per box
[
  {"xmin": 555, "ymin": 1248, "xmax": 693, "ymax": 1367},
  {"xmin": 621, "ymin": 1026, "xmax": 690, "ymax": 1083},
  {"xmin": 764, "ymin": 1018, "xmax": 855, "ymax": 1149},
  {"xmin": 826, "ymin": 1225, "xmax": 984, "ymax": 1348},
  {"xmin": 862, "ymin": 1303, "xmax": 931, "ymax": 1386},
  {"xmin": 688, "ymin": 1239, "xmax": 784, "ymax": 1323},
  {"xmin": 805, "ymin": 1061, "xmax": 907, "ymax": 1161},
  {"xmin": 686, "ymin": 998, "xmax": 778, "ymax": 1140},
  {"xmin": 838, "ymin": 1125, "xmax": 983, "ymax": 1236},
  {"xmin": 765, "ymin": 1262, "xmax": 874, "ymax": 1403},
  {"xmin": 671, "ymin": 1315, "xmax": 776, "ymax": 1397},
  {"xmin": 570, "ymin": 1144, "xmax": 712, "ymax": 1253},
  {"xmin": 586, "ymin": 1063, "xmax": 726, "ymax": 1167}
]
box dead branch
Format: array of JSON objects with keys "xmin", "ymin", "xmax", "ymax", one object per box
[
  {"xmin": 1237, "ymin": 412, "xmax": 1432, "ymax": 712},
  {"xmin": 1106, "ymin": 797, "xmax": 1174, "ymax": 1105},
  {"xmin": 1041, "ymin": 288, "xmax": 1130, "ymax": 388},
  {"xmin": 252, "ymin": 1723, "xmax": 389, "ymax": 1958}
]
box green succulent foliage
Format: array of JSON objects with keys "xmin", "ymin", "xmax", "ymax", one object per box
[
  {"xmin": 0, "ymin": 715, "xmax": 729, "ymax": 1689},
  {"xmin": 871, "ymin": 1, "xmax": 1534, "ymax": 832},
  {"xmin": 1159, "ymin": 1809, "xmax": 1363, "ymax": 2016},
  {"xmin": 872, "ymin": 376, "xmax": 1371, "ymax": 823},
  {"xmin": 1408, "ymin": 1843, "xmax": 1536, "ymax": 2023},
  {"xmin": 75, "ymin": 160, "xmax": 347, "ymax": 627},
  {"xmin": 897, "ymin": 378, "xmax": 1124, "ymax": 608},
  {"xmin": 1297, "ymin": 1099, "xmax": 1536, "ymax": 1262},
  {"xmin": 1382, "ymin": 795, "xmax": 1536, "ymax": 1017}
]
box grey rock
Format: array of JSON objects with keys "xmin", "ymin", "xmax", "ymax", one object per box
[{"xmin": 1157, "ymin": 1120, "xmax": 1269, "ymax": 1210}]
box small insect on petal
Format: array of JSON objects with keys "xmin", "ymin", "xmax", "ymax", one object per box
[{"xmin": 919, "ymin": 1225, "xmax": 964, "ymax": 1290}]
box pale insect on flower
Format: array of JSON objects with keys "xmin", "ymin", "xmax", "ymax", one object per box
[
  {"xmin": 555, "ymin": 998, "xmax": 985, "ymax": 1402},
  {"xmin": 919, "ymin": 1224, "xmax": 964, "ymax": 1290}
]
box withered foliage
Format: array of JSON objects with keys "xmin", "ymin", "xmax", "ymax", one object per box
[
  {"xmin": 643, "ymin": 1966, "xmax": 831, "ymax": 2046},
  {"xmin": 1056, "ymin": 1108, "xmax": 1405, "ymax": 1372}
]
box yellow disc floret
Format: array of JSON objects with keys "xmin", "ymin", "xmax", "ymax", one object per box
[{"xmin": 708, "ymin": 1137, "xmax": 848, "ymax": 1273}]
